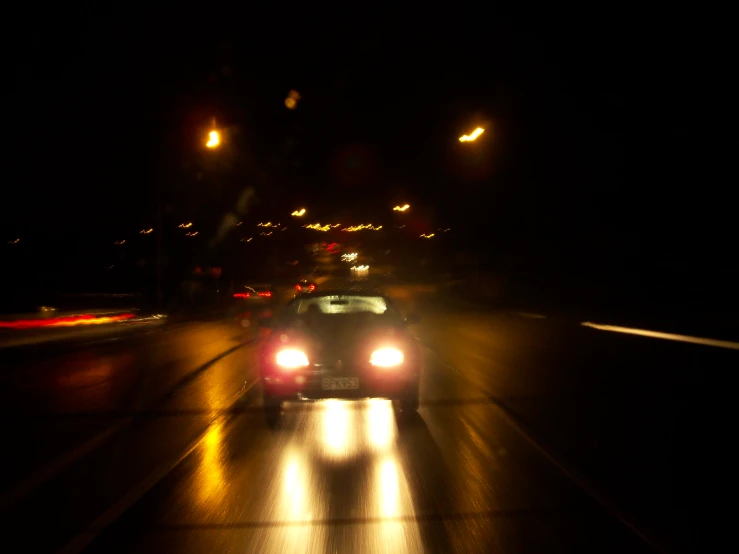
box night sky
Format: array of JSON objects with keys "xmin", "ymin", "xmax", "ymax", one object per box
[{"xmin": 3, "ymin": 7, "xmax": 733, "ymax": 299}]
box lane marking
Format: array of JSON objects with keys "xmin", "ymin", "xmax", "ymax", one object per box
[
  {"xmin": 58, "ymin": 378, "xmax": 263, "ymax": 554},
  {"xmin": 421, "ymin": 345, "xmax": 666, "ymax": 553},
  {"xmin": 0, "ymin": 339, "xmax": 257, "ymax": 513},
  {"xmin": 0, "ymin": 418, "xmax": 133, "ymax": 511},
  {"xmin": 582, "ymin": 321, "xmax": 739, "ymax": 351},
  {"xmin": 514, "ymin": 312, "xmax": 547, "ymax": 319}
]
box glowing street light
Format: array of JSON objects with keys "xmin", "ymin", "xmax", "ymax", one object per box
[
  {"xmin": 292, "ymin": 208, "xmax": 306, "ymax": 217},
  {"xmin": 285, "ymin": 89, "xmax": 300, "ymax": 110},
  {"xmin": 393, "ymin": 204, "xmax": 410, "ymax": 212},
  {"xmin": 206, "ymin": 129, "xmax": 220, "ymax": 148},
  {"xmin": 420, "ymin": 233, "xmax": 435, "ymax": 239},
  {"xmin": 179, "ymin": 222, "xmax": 192, "ymax": 228},
  {"xmin": 459, "ymin": 127, "xmax": 484, "ymax": 142}
]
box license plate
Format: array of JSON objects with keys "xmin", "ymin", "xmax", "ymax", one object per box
[{"xmin": 322, "ymin": 377, "xmax": 359, "ymax": 390}]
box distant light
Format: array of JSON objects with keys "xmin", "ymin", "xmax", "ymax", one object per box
[
  {"xmin": 459, "ymin": 127, "xmax": 484, "ymax": 142},
  {"xmin": 285, "ymin": 90, "xmax": 300, "ymax": 110},
  {"xmin": 185, "ymin": 231, "xmax": 198, "ymax": 236},
  {"xmin": 7, "ymin": 238, "xmax": 20, "ymax": 245},
  {"xmin": 139, "ymin": 228, "xmax": 153, "ymax": 234},
  {"xmin": 291, "ymin": 208, "xmax": 306, "ymax": 216},
  {"xmin": 393, "ymin": 204, "xmax": 410, "ymax": 212},
  {"xmin": 179, "ymin": 222, "xmax": 192, "ymax": 228},
  {"xmin": 114, "ymin": 240, "xmax": 126, "ymax": 245},
  {"xmin": 304, "ymin": 223, "xmax": 330, "ymax": 231},
  {"xmin": 341, "ymin": 224, "xmax": 382, "ymax": 232},
  {"xmin": 240, "ymin": 237, "xmax": 253, "ymax": 243},
  {"xmin": 420, "ymin": 233, "xmax": 435, "ymax": 238},
  {"xmin": 235, "ymin": 221, "xmax": 243, "ymax": 227},
  {"xmin": 206, "ymin": 130, "xmax": 220, "ymax": 148}
]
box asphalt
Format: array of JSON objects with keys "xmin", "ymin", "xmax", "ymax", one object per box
[{"xmin": 0, "ymin": 261, "xmax": 725, "ymax": 553}]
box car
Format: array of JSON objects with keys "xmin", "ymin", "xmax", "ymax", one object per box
[
  {"xmin": 233, "ymin": 284, "xmax": 274, "ymax": 304},
  {"xmin": 258, "ymin": 290, "xmax": 421, "ymax": 424},
  {"xmin": 294, "ymin": 279, "xmax": 316, "ymax": 294}
]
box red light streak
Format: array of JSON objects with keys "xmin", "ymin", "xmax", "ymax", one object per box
[{"xmin": 0, "ymin": 313, "xmax": 135, "ymax": 330}]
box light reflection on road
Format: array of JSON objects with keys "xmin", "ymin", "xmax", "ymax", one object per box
[{"xmin": 195, "ymin": 421, "xmax": 225, "ymax": 507}]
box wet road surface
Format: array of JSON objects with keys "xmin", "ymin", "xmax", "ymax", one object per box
[{"xmin": 0, "ymin": 283, "xmax": 725, "ymax": 553}]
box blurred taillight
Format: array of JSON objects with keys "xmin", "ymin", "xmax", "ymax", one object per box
[
  {"xmin": 309, "ymin": 284, "xmax": 315, "ymax": 291},
  {"xmin": 295, "ymin": 284, "xmax": 301, "ymax": 291},
  {"xmin": 258, "ymin": 291, "xmax": 272, "ymax": 297},
  {"xmin": 233, "ymin": 293, "xmax": 250, "ymax": 298}
]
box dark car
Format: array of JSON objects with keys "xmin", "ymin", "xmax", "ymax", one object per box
[
  {"xmin": 258, "ymin": 290, "xmax": 421, "ymax": 424},
  {"xmin": 294, "ymin": 279, "xmax": 316, "ymax": 294}
]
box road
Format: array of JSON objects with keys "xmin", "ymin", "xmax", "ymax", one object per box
[{"xmin": 0, "ymin": 270, "xmax": 725, "ymax": 552}]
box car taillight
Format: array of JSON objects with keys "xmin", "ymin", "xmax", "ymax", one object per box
[
  {"xmin": 233, "ymin": 293, "xmax": 250, "ymax": 298},
  {"xmin": 370, "ymin": 348, "xmax": 404, "ymax": 367},
  {"xmin": 276, "ymin": 349, "xmax": 309, "ymax": 369},
  {"xmin": 258, "ymin": 291, "xmax": 272, "ymax": 297},
  {"xmin": 295, "ymin": 284, "xmax": 301, "ymax": 291},
  {"xmin": 308, "ymin": 284, "xmax": 315, "ymax": 291}
]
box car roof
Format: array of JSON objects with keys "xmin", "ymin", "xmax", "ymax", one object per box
[{"xmin": 295, "ymin": 287, "xmax": 385, "ymax": 298}]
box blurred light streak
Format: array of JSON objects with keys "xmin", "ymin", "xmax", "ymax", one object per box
[
  {"xmin": 113, "ymin": 240, "xmax": 126, "ymax": 245},
  {"xmin": 185, "ymin": 231, "xmax": 199, "ymax": 236},
  {"xmin": 393, "ymin": 204, "xmax": 410, "ymax": 212},
  {"xmin": 581, "ymin": 322, "xmax": 739, "ymax": 350},
  {"xmin": 240, "ymin": 237, "xmax": 253, "ymax": 242},
  {"xmin": 235, "ymin": 221, "xmax": 243, "ymax": 226},
  {"xmin": 420, "ymin": 233, "xmax": 434, "ymax": 238},
  {"xmin": 260, "ymin": 231, "xmax": 273, "ymax": 236},
  {"xmin": 291, "ymin": 208, "xmax": 306, "ymax": 216},
  {"xmin": 179, "ymin": 222, "xmax": 193, "ymax": 228},
  {"xmin": 304, "ymin": 223, "xmax": 330, "ymax": 231},
  {"xmin": 342, "ymin": 224, "xmax": 382, "ymax": 232},
  {"xmin": 7, "ymin": 238, "xmax": 20, "ymax": 244},
  {"xmin": 459, "ymin": 127, "xmax": 484, "ymax": 142},
  {"xmin": 258, "ymin": 222, "xmax": 280, "ymax": 227},
  {"xmin": 0, "ymin": 313, "xmax": 135, "ymax": 329},
  {"xmin": 139, "ymin": 228, "xmax": 153, "ymax": 234}
]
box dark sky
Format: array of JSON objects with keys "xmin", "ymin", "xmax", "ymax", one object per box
[{"xmin": 3, "ymin": 7, "xmax": 732, "ymax": 275}]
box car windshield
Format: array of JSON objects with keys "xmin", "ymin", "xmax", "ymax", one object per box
[{"xmin": 293, "ymin": 295, "xmax": 389, "ymax": 315}]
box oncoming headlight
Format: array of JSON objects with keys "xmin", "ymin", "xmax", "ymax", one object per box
[
  {"xmin": 370, "ymin": 348, "xmax": 404, "ymax": 367},
  {"xmin": 276, "ymin": 349, "xmax": 309, "ymax": 369}
]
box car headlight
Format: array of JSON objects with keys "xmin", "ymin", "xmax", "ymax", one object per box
[
  {"xmin": 276, "ymin": 349, "xmax": 309, "ymax": 369},
  {"xmin": 370, "ymin": 348, "xmax": 404, "ymax": 367}
]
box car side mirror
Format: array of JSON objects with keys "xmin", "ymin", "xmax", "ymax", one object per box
[{"xmin": 405, "ymin": 313, "xmax": 421, "ymax": 325}]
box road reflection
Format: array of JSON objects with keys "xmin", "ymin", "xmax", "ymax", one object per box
[
  {"xmin": 195, "ymin": 421, "xmax": 226, "ymax": 507},
  {"xmin": 320, "ymin": 399, "xmax": 356, "ymax": 461}
]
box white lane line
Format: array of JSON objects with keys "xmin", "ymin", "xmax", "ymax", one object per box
[
  {"xmin": 488, "ymin": 402, "xmax": 666, "ymax": 553},
  {"xmin": 59, "ymin": 378, "xmax": 262, "ymax": 554},
  {"xmin": 0, "ymin": 340, "xmax": 256, "ymax": 513},
  {"xmin": 0, "ymin": 418, "xmax": 133, "ymax": 511},
  {"xmin": 421, "ymin": 345, "xmax": 665, "ymax": 553},
  {"xmin": 581, "ymin": 322, "xmax": 739, "ymax": 351}
]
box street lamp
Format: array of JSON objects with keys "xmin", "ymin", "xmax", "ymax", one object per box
[
  {"xmin": 459, "ymin": 127, "xmax": 484, "ymax": 142},
  {"xmin": 291, "ymin": 208, "xmax": 306, "ymax": 217},
  {"xmin": 206, "ymin": 130, "xmax": 220, "ymax": 148},
  {"xmin": 393, "ymin": 204, "xmax": 410, "ymax": 212}
]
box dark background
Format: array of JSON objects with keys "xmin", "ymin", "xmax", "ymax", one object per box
[{"xmin": 2, "ymin": 7, "xmax": 734, "ymax": 315}]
